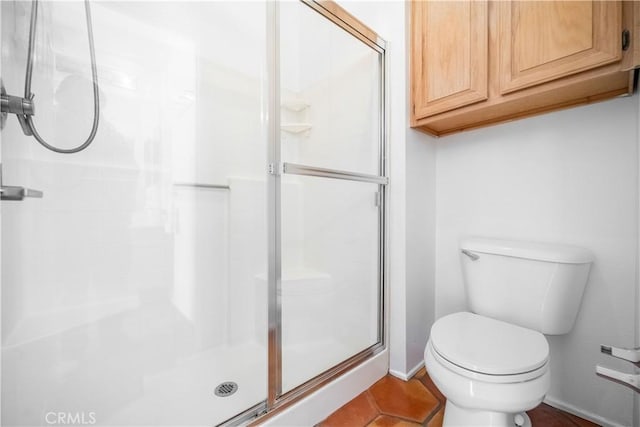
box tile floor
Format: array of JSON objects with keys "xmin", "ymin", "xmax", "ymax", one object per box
[{"xmin": 318, "ymin": 367, "xmax": 599, "ymax": 427}]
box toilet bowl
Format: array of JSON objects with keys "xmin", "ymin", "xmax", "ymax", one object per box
[
  {"xmin": 425, "ymin": 312, "xmax": 550, "ymax": 427},
  {"xmin": 424, "ymin": 238, "xmax": 593, "ymax": 427}
]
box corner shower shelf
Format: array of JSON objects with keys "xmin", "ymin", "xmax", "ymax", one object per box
[
  {"xmin": 281, "ymin": 123, "xmax": 312, "ymax": 134},
  {"xmin": 281, "ymin": 98, "xmax": 310, "ymax": 112}
]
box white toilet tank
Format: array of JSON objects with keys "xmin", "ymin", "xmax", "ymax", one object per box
[{"xmin": 460, "ymin": 238, "xmax": 594, "ymax": 335}]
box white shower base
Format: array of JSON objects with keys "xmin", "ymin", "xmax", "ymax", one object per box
[
  {"xmin": 103, "ymin": 341, "xmax": 266, "ymax": 426},
  {"xmin": 100, "ymin": 337, "xmax": 354, "ymax": 426}
]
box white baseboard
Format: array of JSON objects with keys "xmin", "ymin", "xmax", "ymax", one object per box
[
  {"xmin": 389, "ymin": 360, "xmax": 425, "ymax": 381},
  {"xmin": 544, "ymin": 396, "xmax": 624, "ymax": 427}
]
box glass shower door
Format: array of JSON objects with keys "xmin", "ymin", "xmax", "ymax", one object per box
[
  {"xmin": 1, "ymin": 2, "xmax": 268, "ymax": 425},
  {"xmin": 277, "ymin": 1, "xmax": 386, "ymax": 395}
]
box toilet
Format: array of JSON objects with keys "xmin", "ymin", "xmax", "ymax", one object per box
[{"xmin": 425, "ymin": 238, "xmax": 593, "ymax": 427}]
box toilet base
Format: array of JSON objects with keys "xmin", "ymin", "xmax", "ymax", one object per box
[{"xmin": 443, "ymin": 401, "xmax": 532, "ymax": 427}]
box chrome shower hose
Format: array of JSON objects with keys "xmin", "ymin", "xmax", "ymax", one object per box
[{"xmin": 24, "ymin": 0, "xmax": 100, "ymax": 154}]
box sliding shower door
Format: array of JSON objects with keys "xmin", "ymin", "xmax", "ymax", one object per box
[
  {"xmin": 275, "ymin": 1, "xmax": 386, "ymax": 397},
  {"xmin": 1, "ymin": 2, "xmax": 268, "ymax": 426}
]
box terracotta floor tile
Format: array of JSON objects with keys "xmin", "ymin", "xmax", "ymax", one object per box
[
  {"xmin": 527, "ymin": 403, "xmax": 589, "ymax": 427},
  {"xmin": 413, "ymin": 367, "xmax": 427, "ymax": 379},
  {"xmin": 416, "ymin": 371, "xmax": 445, "ymax": 403},
  {"xmin": 320, "ymin": 391, "xmax": 379, "ymax": 427},
  {"xmin": 426, "ymin": 408, "xmax": 444, "ymax": 427},
  {"xmin": 366, "ymin": 415, "xmax": 422, "ymax": 427},
  {"xmin": 320, "ymin": 371, "xmax": 597, "ymax": 427},
  {"xmin": 563, "ymin": 411, "xmax": 599, "ymax": 427},
  {"xmin": 565, "ymin": 412, "xmax": 600, "ymax": 427},
  {"xmin": 369, "ymin": 376, "xmax": 439, "ymax": 423}
]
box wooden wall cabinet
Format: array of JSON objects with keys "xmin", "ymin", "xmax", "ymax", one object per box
[{"xmin": 410, "ymin": 1, "xmax": 640, "ymax": 136}]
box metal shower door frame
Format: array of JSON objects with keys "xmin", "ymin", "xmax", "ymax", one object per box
[
  {"xmin": 266, "ymin": 0, "xmax": 388, "ymax": 415},
  {"xmin": 209, "ymin": 1, "xmax": 388, "ymax": 425}
]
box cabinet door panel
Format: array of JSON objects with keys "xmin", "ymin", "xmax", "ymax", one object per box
[
  {"xmin": 499, "ymin": 1, "xmax": 621, "ymax": 94},
  {"xmin": 412, "ymin": 0, "xmax": 488, "ymax": 119}
]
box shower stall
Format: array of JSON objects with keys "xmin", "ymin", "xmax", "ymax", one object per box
[{"xmin": 0, "ymin": 1, "xmax": 387, "ymax": 425}]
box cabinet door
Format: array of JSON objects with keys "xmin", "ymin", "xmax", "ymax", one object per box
[
  {"xmin": 412, "ymin": 0, "xmax": 488, "ymax": 119},
  {"xmin": 499, "ymin": 1, "xmax": 621, "ymax": 94}
]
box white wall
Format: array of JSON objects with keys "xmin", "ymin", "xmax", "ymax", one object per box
[
  {"xmin": 636, "ymin": 92, "xmax": 640, "ymax": 427},
  {"xmin": 435, "ymin": 96, "xmax": 638, "ymax": 426},
  {"xmin": 405, "ymin": 127, "xmax": 436, "ymax": 374}
]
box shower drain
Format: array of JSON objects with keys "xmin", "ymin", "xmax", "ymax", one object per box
[{"xmin": 214, "ymin": 381, "xmax": 238, "ymax": 397}]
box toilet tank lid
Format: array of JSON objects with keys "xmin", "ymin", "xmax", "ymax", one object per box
[{"xmin": 461, "ymin": 237, "xmax": 594, "ymax": 264}]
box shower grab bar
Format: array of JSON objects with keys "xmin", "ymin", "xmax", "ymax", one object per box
[
  {"xmin": 282, "ymin": 162, "xmax": 388, "ymax": 185},
  {"xmin": 173, "ymin": 182, "xmax": 230, "ymax": 190}
]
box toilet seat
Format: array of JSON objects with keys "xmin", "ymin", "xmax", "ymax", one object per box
[
  {"xmin": 430, "ymin": 312, "xmax": 549, "ymax": 382},
  {"xmin": 429, "ymin": 340, "xmax": 548, "ymax": 384}
]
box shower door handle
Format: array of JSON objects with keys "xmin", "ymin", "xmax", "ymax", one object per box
[{"xmin": 0, "ymin": 185, "xmax": 43, "ymax": 201}]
